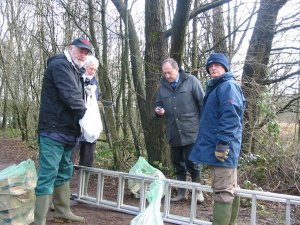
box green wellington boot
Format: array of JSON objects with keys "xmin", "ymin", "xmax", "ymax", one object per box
[
  {"xmin": 34, "ymin": 195, "xmax": 49, "ymax": 225},
  {"xmin": 229, "ymin": 196, "xmax": 240, "ymax": 225},
  {"xmin": 212, "ymin": 201, "xmax": 232, "ymax": 225},
  {"xmin": 52, "ymin": 182, "xmax": 84, "ymax": 223}
]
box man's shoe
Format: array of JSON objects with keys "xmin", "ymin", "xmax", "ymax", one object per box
[
  {"xmin": 171, "ymin": 188, "xmax": 187, "ymax": 202},
  {"xmin": 195, "ymin": 190, "xmax": 205, "ymax": 203},
  {"xmin": 70, "ymin": 193, "xmax": 78, "ymax": 200}
]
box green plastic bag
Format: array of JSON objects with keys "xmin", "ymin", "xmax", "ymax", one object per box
[
  {"xmin": 129, "ymin": 157, "xmax": 165, "ymax": 225},
  {"xmin": 0, "ymin": 159, "xmax": 37, "ymax": 225}
]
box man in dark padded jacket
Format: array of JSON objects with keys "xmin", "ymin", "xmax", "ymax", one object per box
[
  {"xmin": 155, "ymin": 58, "xmax": 205, "ymax": 203},
  {"xmin": 34, "ymin": 38, "xmax": 92, "ymax": 225}
]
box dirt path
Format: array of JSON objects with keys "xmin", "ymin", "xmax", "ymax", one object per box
[
  {"xmin": 0, "ymin": 138, "xmax": 299, "ymax": 225},
  {"xmin": 0, "ymin": 138, "xmax": 135, "ymax": 225}
]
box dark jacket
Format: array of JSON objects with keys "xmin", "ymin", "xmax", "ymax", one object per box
[
  {"xmin": 82, "ymin": 75, "xmax": 101, "ymax": 100},
  {"xmin": 189, "ymin": 72, "xmax": 246, "ymax": 168},
  {"xmin": 38, "ymin": 54, "xmax": 86, "ymax": 137},
  {"xmin": 155, "ymin": 70, "xmax": 204, "ymax": 147}
]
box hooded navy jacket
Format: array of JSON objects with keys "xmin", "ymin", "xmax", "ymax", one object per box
[{"xmin": 189, "ymin": 72, "xmax": 245, "ymax": 168}]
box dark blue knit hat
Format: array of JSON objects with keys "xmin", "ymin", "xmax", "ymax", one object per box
[{"xmin": 206, "ymin": 53, "xmax": 229, "ymax": 74}]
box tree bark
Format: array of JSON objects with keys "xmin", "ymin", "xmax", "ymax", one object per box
[
  {"xmin": 111, "ymin": 0, "xmax": 148, "ymax": 164},
  {"xmin": 191, "ymin": 0, "xmax": 199, "ymax": 77},
  {"xmin": 101, "ymin": 0, "xmax": 121, "ymax": 168},
  {"xmin": 212, "ymin": 5, "xmax": 227, "ymax": 54},
  {"xmin": 144, "ymin": 0, "xmax": 170, "ymax": 166},
  {"xmin": 241, "ymin": 0, "xmax": 288, "ymax": 153},
  {"xmin": 169, "ymin": 0, "xmax": 192, "ymax": 66},
  {"xmin": 87, "ymin": 0, "xmax": 121, "ymax": 168}
]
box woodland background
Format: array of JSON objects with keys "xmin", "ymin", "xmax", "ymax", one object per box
[{"xmin": 0, "ymin": 0, "xmax": 299, "ymax": 195}]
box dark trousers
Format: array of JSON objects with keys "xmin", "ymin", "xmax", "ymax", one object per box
[
  {"xmin": 171, "ymin": 143, "xmax": 201, "ymax": 179},
  {"xmin": 72, "ymin": 142, "xmax": 96, "ymax": 167}
]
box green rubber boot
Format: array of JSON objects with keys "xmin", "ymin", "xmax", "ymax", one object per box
[
  {"xmin": 34, "ymin": 195, "xmax": 49, "ymax": 225},
  {"xmin": 229, "ymin": 196, "xmax": 240, "ymax": 225},
  {"xmin": 53, "ymin": 182, "xmax": 84, "ymax": 222},
  {"xmin": 212, "ymin": 201, "xmax": 232, "ymax": 225}
]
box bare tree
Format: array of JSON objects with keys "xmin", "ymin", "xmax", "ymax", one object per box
[
  {"xmin": 242, "ymin": 0, "xmax": 288, "ymax": 153},
  {"xmin": 212, "ymin": 5, "xmax": 227, "ymax": 53},
  {"xmin": 144, "ymin": 0, "xmax": 170, "ymax": 166},
  {"xmin": 169, "ymin": 0, "xmax": 192, "ymax": 65},
  {"xmin": 0, "ymin": 0, "xmax": 299, "ymax": 172}
]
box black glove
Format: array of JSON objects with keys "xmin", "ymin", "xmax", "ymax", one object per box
[{"xmin": 215, "ymin": 144, "xmax": 230, "ymax": 162}]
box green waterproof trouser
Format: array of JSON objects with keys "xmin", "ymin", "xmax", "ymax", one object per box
[{"xmin": 35, "ymin": 136, "xmax": 74, "ymax": 196}]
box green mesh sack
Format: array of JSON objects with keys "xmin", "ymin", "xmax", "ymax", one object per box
[
  {"xmin": 0, "ymin": 159, "xmax": 37, "ymax": 225},
  {"xmin": 129, "ymin": 157, "xmax": 165, "ymax": 225}
]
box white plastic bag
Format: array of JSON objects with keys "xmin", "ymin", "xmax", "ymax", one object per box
[{"xmin": 79, "ymin": 91, "xmax": 103, "ymax": 143}]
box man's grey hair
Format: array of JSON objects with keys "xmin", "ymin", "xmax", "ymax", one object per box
[
  {"xmin": 162, "ymin": 58, "xmax": 179, "ymax": 70},
  {"xmin": 84, "ymin": 55, "xmax": 99, "ymax": 69}
]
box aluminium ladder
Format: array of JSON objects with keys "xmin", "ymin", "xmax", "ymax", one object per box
[{"xmin": 74, "ymin": 165, "xmax": 300, "ymax": 225}]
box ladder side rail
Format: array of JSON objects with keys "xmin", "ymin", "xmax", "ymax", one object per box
[
  {"xmin": 236, "ymin": 189, "xmax": 300, "ymax": 202},
  {"xmin": 165, "ymin": 214, "xmax": 211, "ymax": 225},
  {"xmin": 237, "ymin": 192, "xmax": 300, "ymax": 205},
  {"xmin": 76, "ymin": 198, "xmax": 140, "ymax": 215},
  {"xmin": 237, "ymin": 187, "xmax": 300, "ymax": 225}
]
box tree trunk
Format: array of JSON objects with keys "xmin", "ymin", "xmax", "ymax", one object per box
[
  {"xmin": 241, "ymin": 0, "xmax": 287, "ymax": 153},
  {"xmin": 144, "ymin": 0, "xmax": 170, "ymax": 166},
  {"xmin": 111, "ymin": 0, "xmax": 148, "ymax": 162},
  {"xmin": 191, "ymin": 0, "xmax": 199, "ymax": 77},
  {"xmin": 1, "ymin": 83, "xmax": 8, "ymax": 130},
  {"xmin": 170, "ymin": 0, "xmax": 193, "ymax": 66},
  {"xmin": 101, "ymin": 0, "xmax": 120, "ymax": 168},
  {"xmin": 88, "ymin": 0, "xmax": 121, "ymax": 168},
  {"xmin": 121, "ymin": 0, "xmax": 130, "ymax": 141},
  {"xmin": 212, "ymin": 5, "xmax": 227, "ymax": 54},
  {"xmin": 297, "ymin": 65, "xmax": 300, "ymax": 144}
]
